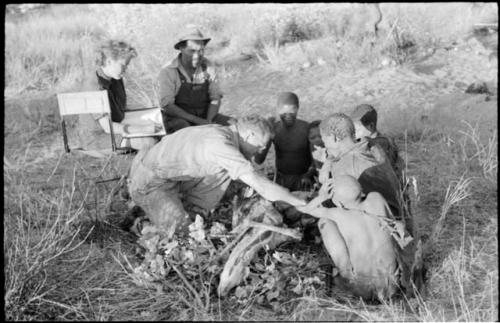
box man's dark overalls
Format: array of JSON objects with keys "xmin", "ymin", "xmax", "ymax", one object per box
[{"xmin": 162, "ymin": 64, "xmax": 231, "ymax": 133}]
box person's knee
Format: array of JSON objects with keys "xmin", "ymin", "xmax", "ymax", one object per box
[
  {"xmin": 318, "ymin": 218, "xmax": 329, "ymax": 231},
  {"xmin": 130, "ymin": 137, "xmax": 158, "ymax": 150}
]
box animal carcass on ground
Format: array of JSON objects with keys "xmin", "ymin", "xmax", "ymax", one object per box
[{"xmin": 218, "ymin": 195, "xmax": 302, "ymax": 297}]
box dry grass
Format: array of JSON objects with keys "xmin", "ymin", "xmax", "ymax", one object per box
[
  {"xmin": 5, "ymin": 3, "xmax": 497, "ymax": 100},
  {"xmin": 459, "ymin": 121, "xmax": 498, "ymax": 182},
  {"xmin": 4, "ymin": 103, "xmax": 497, "ymax": 321}
]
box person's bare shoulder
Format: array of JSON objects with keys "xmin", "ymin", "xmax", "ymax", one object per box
[{"xmin": 363, "ymin": 191, "xmax": 390, "ymax": 216}]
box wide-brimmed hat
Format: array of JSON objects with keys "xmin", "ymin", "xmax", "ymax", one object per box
[{"xmin": 174, "ymin": 26, "xmax": 211, "ymax": 50}]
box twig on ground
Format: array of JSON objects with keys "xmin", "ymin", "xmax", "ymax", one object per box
[
  {"xmin": 245, "ymin": 221, "xmax": 302, "ymax": 240},
  {"xmin": 167, "ymin": 260, "xmax": 204, "ymax": 309},
  {"xmin": 46, "ymin": 152, "xmax": 64, "ymax": 183},
  {"xmin": 104, "ymin": 175, "xmax": 127, "ymax": 212}
]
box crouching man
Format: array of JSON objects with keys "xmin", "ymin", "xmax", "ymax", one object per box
[
  {"xmin": 127, "ymin": 114, "xmax": 306, "ymax": 237},
  {"xmin": 297, "ymin": 175, "xmax": 403, "ymax": 301}
]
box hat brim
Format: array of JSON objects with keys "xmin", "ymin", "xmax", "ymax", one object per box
[{"xmin": 174, "ymin": 38, "xmax": 211, "ymax": 50}]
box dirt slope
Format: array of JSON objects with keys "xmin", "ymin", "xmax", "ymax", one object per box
[{"xmin": 221, "ymin": 35, "xmax": 496, "ymax": 136}]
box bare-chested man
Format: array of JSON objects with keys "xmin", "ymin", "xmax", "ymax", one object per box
[
  {"xmin": 298, "ymin": 175, "xmax": 400, "ymax": 301},
  {"xmin": 350, "ymin": 104, "xmax": 414, "ymax": 236},
  {"xmin": 312, "ymin": 113, "xmax": 404, "ymax": 225},
  {"xmin": 308, "ymin": 113, "xmax": 423, "ymax": 297},
  {"xmin": 261, "ymin": 92, "xmax": 314, "ymax": 191}
]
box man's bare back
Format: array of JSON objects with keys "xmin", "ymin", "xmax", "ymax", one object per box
[{"xmin": 298, "ymin": 175, "xmax": 399, "ymax": 301}]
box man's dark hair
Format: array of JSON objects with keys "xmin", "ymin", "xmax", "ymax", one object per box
[
  {"xmin": 277, "ymin": 92, "xmax": 299, "ymax": 107},
  {"xmin": 351, "ymin": 104, "xmax": 378, "ymax": 131},
  {"xmin": 308, "ymin": 119, "xmax": 321, "ymax": 131}
]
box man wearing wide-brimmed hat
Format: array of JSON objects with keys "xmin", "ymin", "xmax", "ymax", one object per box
[{"xmin": 158, "ymin": 25, "xmax": 233, "ymax": 133}]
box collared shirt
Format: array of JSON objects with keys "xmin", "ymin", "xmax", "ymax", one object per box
[
  {"xmin": 136, "ymin": 125, "xmax": 254, "ymax": 192},
  {"xmin": 157, "ymin": 54, "xmax": 222, "ymax": 109}
]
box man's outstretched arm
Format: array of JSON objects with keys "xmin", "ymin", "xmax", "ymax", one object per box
[{"xmin": 239, "ymin": 171, "xmax": 306, "ymax": 206}]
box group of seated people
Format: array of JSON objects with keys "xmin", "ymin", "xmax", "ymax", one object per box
[
  {"xmin": 73, "ymin": 27, "xmax": 233, "ymax": 154},
  {"xmin": 74, "ymin": 30, "xmax": 420, "ymax": 301}
]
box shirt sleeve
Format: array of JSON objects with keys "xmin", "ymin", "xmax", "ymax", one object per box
[
  {"xmin": 158, "ymin": 67, "xmax": 179, "ymax": 109},
  {"xmin": 206, "ymin": 64, "xmax": 223, "ymax": 101},
  {"xmin": 208, "ymin": 137, "xmax": 255, "ymax": 180}
]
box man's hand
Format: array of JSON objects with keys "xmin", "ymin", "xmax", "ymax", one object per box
[
  {"xmin": 239, "ymin": 171, "xmax": 306, "ymax": 207},
  {"xmin": 312, "ymin": 146, "xmax": 327, "ymax": 163},
  {"xmin": 192, "ymin": 117, "xmax": 210, "ymax": 125},
  {"xmin": 318, "ymin": 179, "xmax": 334, "ymax": 200}
]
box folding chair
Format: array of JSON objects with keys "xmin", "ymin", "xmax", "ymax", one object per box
[
  {"xmin": 57, "ymin": 90, "xmax": 166, "ymax": 155},
  {"xmin": 57, "ymin": 90, "xmax": 166, "ymax": 221}
]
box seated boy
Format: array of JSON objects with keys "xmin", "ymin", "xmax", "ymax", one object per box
[
  {"xmin": 350, "ymin": 104, "xmax": 404, "ymax": 182},
  {"xmin": 350, "ymin": 104, "xmax": 413, "ymax": 230},
  {"xmin": 297, "ymin": 175, "xmax": 403, "ymax": 301},
  {"xmin": 308, "ymin": 119, "xmax": 327, "ymax": 185},
  {"xmin": 75, "ymin": 40, "xmax": 162, "ymax": 154},
  {"xmin": 264, "ymin": 92, "xmax": 314, "ymax": 192}
]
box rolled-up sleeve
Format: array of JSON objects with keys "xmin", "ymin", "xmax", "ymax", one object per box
[
  {"xmin": 206, "ymin": 65, "xmax": 223, "ymax": 101},
  {"xmin": 158, "ymin": 67, "xmax": 179, "ymax": 108}
]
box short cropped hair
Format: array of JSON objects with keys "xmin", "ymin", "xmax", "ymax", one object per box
[
  {"xmin": 351, "ymin": 104, "xmax": 378, "ymax": 130},
  {"xmin": 277, "ymin": 92, "xmax": 299, "ymax": 107},
  {"xmin": 308, "ymin": 119, "xmax": 321, "ymax": 131},
  {"xmin": 96, "ymin": 40, "xmax": 138, "ymax": 67},
  {"xmin": 237, "ymin": 114, "xmax": 275, "ymax": 139},
  {"xmin": 319, "ymin": 113, "xmax": 355, "ymax": 140}
]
